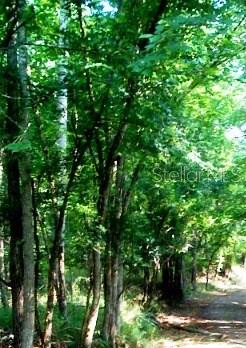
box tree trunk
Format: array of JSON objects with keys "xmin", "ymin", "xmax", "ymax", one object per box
[
  {"xmin": 162, "ymin": 255, "xmax": 184, "ymax": 304},
  {"xmin": 206, "ymin": 265, "xmax": 210, "ymax": 290},
  {"xmin": 57, "ymin": 234, "xmax": 67, "ymax": 317},
  {"xmin": 103, "ymin": 161, "xmax": 123, "ymax": 347},
  {"xmin": 143, "ymin": 267, "xmax": 151, "ymax": 304},
  {"xmin": 80, "ymin": 174, "xmax": 111, "ymax": 347},
  {"xmin": 17, "ymin": 1, "xmax": 36, "ymax": 346},
  {"xmin": 0, "ymin": 238, "xmax": 8, "ymax": 308},
  {"xmin": 80, "ymin": 249, "xmax": 101, "ymax": 348},
  {"xmin": 103, "ymin": 158, "xmax": 140, "ymax": 347},
  {"xmin": 162, "ymin": 259, "xmax": 174, "ymax": 303},
  {"xmin": 103, "ymin": 252, "xmax": 121, "ymax": 348},
  {"xmin": 19, "ymin": 157, "xmax": 35, "ymax": 348},
  {"xmin": 32, "ymin": 180, "xmax": 44, "ymax": 345},
  {"xmin": 116, "ymin": 258, "xmax": 123, "ymax": 329},
  {"xmin": 173, "ymin": 255, "xmax": 184, "ymax": 303},
  {"xmin": 43, "ymin": 1, "xmax": 69, "ymax": 343},
  {"xmin": 7, "ymin": 157, "xmax": 23, "ymax": 348},
  {"xmin": 44, "ymin": 237, "xmax": 59, "ymax": 346},
  {"xmin": 191, "ymin": 248, "xmax": 197, "ymax": 291},
  {"xmin": 0, "ymin": 160, "xmax": 8, "ymax": 308},
  {"xmin": 6, "ymin": 30, "xmax": 24, "ymax": 348},
  {"xmin": 55, "ymin": 0, "xmax": 69, "ymax": 319}
]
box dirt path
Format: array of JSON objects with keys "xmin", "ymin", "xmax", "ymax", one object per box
[
  {"xmin": 154, "ymin": 267, "xmax": 246, "ymax": 348},
  {"xmin": 195, "ymin": 266, "xmax": 246, "ymax": 347},
  {"xmin": 197, "ymin": 288, "xmax": 246, "ymax": 346}
]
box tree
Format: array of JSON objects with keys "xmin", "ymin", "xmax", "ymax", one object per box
[{"xmin": 3, "ymin": 1, "xmax": 35, "ymax": 347}]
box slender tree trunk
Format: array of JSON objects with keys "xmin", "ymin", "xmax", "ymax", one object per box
[
  {"xmin": 57, "ymin": 235, "xmax": 67, "ymax": 317},
  {"xmin": 173, "ymin": 255, "xmax": 184, "ymax": 303},
  {"xmin": 206, "ymin": 264, "xmax": 210, "ymax": 290},
  {"xmin": 103, "ymin": 252, "xmax": 121, "ymax": 348},
  {"xmin": 17, "ymin": 1, "xmax": 35, "ymax": 346},
  {"xmin": 191, "ymin": 248, "xmax": 197, "ymax": 291},
  {"xmin": 19, "ymin": 158, "xmax": 35, "ymax": 348},
  {"xmin": 44, "ymin": 236, "xmax": 59, "ymax": 346},
  {"xmin": 0, "ymin": 161, "xmax": 8, "ymax": 308},
  {"xmin": 6, "ymin": 29, "xmax": 24, "ymax": 348},
  {"xmin": 103, "ymin": 160, "xmax": 122, "ymax": 347},
  {"xmin": 80, "ymin": 176, "xmax": 111, "ymax": 348},
  {"xmin": 143, "ymin": 267, "xmax": 151, "ymax": 304},
  {"xmin": 116, "ymin": 258, "xmax": 123, "ymax": 328},
  {"xmin": 56, "ymin": 0, "xmax": 69, "ymax": 317},
  {"xmin": 0, "ymin": 238, "xmax": 8, "ymax": 308},
  {"xmin": 103, "ymin": 158, "xmax": 140, "ymax": 347},
  {"xmin": 80, "ymin": 249, "xmax": 101, "ymax": 348},
  {"xmin": 103, "ymin": 211, "xmax": 122, "ymax": 347},
  {"xmin": 32, "ymin": 181, "xmax": 44, "ymax": 345},
  {"xmin": 32, "ymin": 182, "xmax": 41, "ymax": 327},
  {"xmin": 7, "ymin": 156, "xmax": 23, "ymax": 348},
  {"xmin": 43, "ymin": 1, "xmax": 69, "ymax": 344},
  {"xmin": 162, "ymin": 259, "xmax": 174, "ymax": 303},
  {"xmin": 103, "ymin": 254, "xmax": 123, "ymax": 347}
]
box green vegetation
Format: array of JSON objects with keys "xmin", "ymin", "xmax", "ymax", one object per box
[{"xmin": 0, "ymin": 0, "xmax": 245, "ymax": 347}]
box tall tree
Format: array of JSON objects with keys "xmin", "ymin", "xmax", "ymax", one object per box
[
  {"xmin": 5, "ymin": 5, "xmax": 24, "ymax": 346},
  {"xmin": 4, "ymin": 0, "xmax": 35, "ymax": 347},
  {"xmin": 17, "ymin": 0, "xmax": 35, "ymax": 347},
  {"xmin": 44, "ymin": 0, "xmax": 69, "ymax": 344}
]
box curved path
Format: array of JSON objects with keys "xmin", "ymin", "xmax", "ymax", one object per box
[
  {"xmin": 157, "ymin": 267, "xmax": 246, "ymax": 348},
  {"xmin": 198, "ymin": 288, "xmax": 246, "ymax": 346},
  {"xmin": 182, "ymin": 267, "xmax": 246, "ymax": 348}
]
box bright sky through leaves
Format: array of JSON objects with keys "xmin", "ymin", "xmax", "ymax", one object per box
[{"xmin": 101, "ymin": 0, "xmax": 116, "ymax": 13}]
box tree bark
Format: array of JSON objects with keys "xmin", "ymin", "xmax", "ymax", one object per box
[
  {"xmin": 143, "ymin": 266, "xmax": 151, "ymax": 304},
  {"xmin": 57, "ymin": 237, "xmax": 67, "ymax": 317},
  {"xmin": 17, "ymin": 1, "xmax": 36, "ymax": 347},
  {"xmin": 173, "ymin": 255, "xmax": 184, "ymax": 303},
  {"xmin": 162, "ymin": 259, "xmax": 174, "ymax": 303},
  {"xmin": 6, "ymin": 25, "xmax": 24, "ymax": 348},
  {"xmin": 55, "ymin": 0, "xmax": 69, "ymax": 319},
  {"xmin": 162, "ymin": 255, "xmax": 184, "ymax": 304},
  {"xmin": 191, "ymin": 247, "xmax": 197, "ymax": 291},
  {"xmin": 19, "ymin": 157, "xmax": 35, "ymax": 348},
  {"xmin": 0, "ymin": 238, "xmax": 8, "ymax": 308},
  {"xmin": 103, "ymin": 158, "xmax": 140, "ymax": 347},
  {"xmin": 103, "ymin": 252, "xmax": 121, "ymax": 348},
  {"xmin": 32, "ymin": 181, "xmax": 44, "ymax": 345},
  {"xmin": 80, "ymin": 159, "xmax": 112, "ymax": 348},
  {"xmin": 0, "ymin": 160, "xmax": 8, "ymax": 308},
  {"xmin": 43, "ymin": 1, "xmax": 69, "ymax": 344},
  {"xmin": 80, "ymin": 249, "xmax": 101, "ymax": 348}
]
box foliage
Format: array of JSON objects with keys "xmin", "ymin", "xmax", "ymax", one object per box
[{"xmin": 0, "ymin": 0, "xmax": 245, "ymax": 346}]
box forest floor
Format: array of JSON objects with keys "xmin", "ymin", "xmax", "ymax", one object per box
[
  {"xmin": 150, "ymin": 266, "xmax": 246, "ymax": 348},
  {"xmin": 1, "ymin": 267, "xmax": 246, "ymax": 348}
]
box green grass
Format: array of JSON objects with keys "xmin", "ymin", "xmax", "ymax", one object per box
[
  {"xmin": 0, "ymin": 299, "xmax": 163, "ymax": 348},
  {"xmin": 119, "ymin": 301, "xmax": 162, "ymax": 348}
]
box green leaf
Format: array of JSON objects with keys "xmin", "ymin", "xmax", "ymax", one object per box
[{"xmin": 5, "ymin": 140, "xmax": 32, "ymax": 153}]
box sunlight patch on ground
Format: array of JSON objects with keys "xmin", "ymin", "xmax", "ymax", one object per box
[
  {"xmin": 230, "ymin": 266, "xmax": 246, "ymax": 288},
  {"xmin": 146, "ymin": 338, "xmax": 242, "ymax": 348},
  {"xmin": 181, "ymin": 342, "xmax": 240, "ymax": 348},
  {"xmin": 157, "ymin": 313, "xmax": 194, "ymax": 325}
]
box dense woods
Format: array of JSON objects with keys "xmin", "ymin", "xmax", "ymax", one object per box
[{"xmin": 0, "ymin": 0, "xmax": 245, "ymax": 347}]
